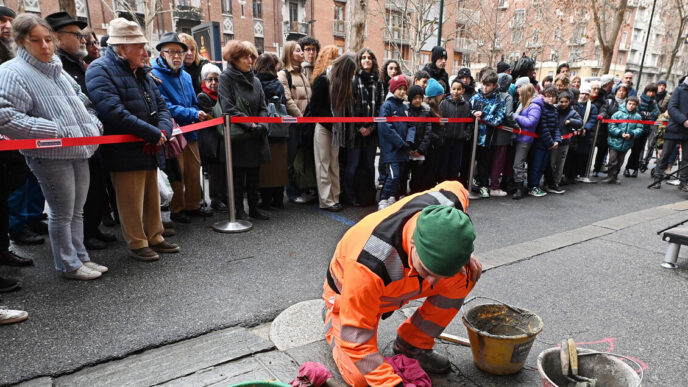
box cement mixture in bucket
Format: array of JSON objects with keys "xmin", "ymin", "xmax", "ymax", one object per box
[{"xmin": 465, "ymin": 304, "xmax": 541, "ymax": 337}]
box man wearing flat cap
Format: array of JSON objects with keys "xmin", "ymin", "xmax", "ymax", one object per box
[
  {"xmin": 86, "ymin": 18, "xmax": 179, "ymax": 262},
  {"xmin": 322, "ymin": 180, "xmax": 482, "ymax": 386}
]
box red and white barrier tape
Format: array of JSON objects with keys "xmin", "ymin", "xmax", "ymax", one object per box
[{"xmin": 0, "ymin": 114, "xmax": 671, "ymax": 151}]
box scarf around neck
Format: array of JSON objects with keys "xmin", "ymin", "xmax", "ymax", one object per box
[{"xmin": 202, "ymin": 82, "xmax": 217, "ymax": 100}]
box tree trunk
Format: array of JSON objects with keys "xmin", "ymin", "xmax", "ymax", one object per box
[
  {"xmin": 59, "ymin": 0, "xmax": 77, "ymax": 18},
  {"xmin": 346, "ymin": 0, "xmax": 368, "ymax": 52},
  {"xmin": 590, "ymin": 0, "xmax": 628, "ymax": 74}
]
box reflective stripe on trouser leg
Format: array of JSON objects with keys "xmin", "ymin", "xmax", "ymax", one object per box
[
  {"xmin": 324, "ymin": 309, "xmax": 368, "ymax": 387},
  {"xmin": 397, "ymin": 274, "xmax": 472, "ymax": 349}
]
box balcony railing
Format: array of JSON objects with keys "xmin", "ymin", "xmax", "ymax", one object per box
[
  {"xmin": 454, "ymin": 38, "xmax": 477, "ymax": 53},
  {"xmin": 173, "ymin": 5, "xmax": 203, "ymax": 21},
  {"xmin": 333, "ymin": 20, "xmax": 345, "ymax": 37},
  {"xmin": 284, "ymin": 20, "xmax": 309, "ymax": 35},
  {"xmin": 384, "ymin": 28, "xmax": 410, "ymax": 44}
]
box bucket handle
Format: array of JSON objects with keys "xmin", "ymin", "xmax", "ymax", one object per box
[
  {"xmin": 578, "ymin": 351, "xmax": 643, "ymax": 387},
  {"xmin": 463, "ymin": 296, "xmax": 533, "ymax": 316}
]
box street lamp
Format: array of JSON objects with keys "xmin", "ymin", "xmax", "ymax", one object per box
[
  {"xmin": 637, "ymin": 0, "xmax": 657, "ymax": 88},
  {"xmin": 437, "ymin": 0, "xmax": 444, "ymax": 46}
]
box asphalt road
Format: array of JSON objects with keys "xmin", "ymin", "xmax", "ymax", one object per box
[{"xmin": 1, "ymin": 168, "xmax": 686, "ymax": 385}]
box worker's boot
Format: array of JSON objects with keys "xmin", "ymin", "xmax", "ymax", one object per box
[{"xmin": 393, "ymin": 336, "xmax": 451, "ymax": 374}]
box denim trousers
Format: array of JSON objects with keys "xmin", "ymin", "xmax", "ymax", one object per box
[
  {"xmin": 512, "ymin": 141, "xmax": 532, "ymax": 184},
  {"xmin": 528, "ymin": 146, "xmax": 550, "ymax": 189},
  {"xmin": 26, "ymin": 157, "xmax": 90, "ymax": 272},
  {"xmin": 380, "ymin": 161, "xmax": 405, "ymax": 200}
]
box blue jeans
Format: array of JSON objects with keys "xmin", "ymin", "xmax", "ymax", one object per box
[
  {"xmin": 342, "ymin": 137, "xmax": 377, "ymax": 204},
  {"xmin": 26, "ymin": 157, "xmax": 90, "ymax": 272},
  {"xmin": 528, "ymin": 146, "xmax": 550, "ymax": 189},
  {"xmin": 380, "ymin": 162, "xmax": 405, "ymax": 200},
  {"xmin": 8, "ymin": 171, "xmax": 45, "ymax": 234}
]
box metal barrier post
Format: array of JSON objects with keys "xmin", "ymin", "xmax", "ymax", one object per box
[
  {"xmin": 467, "ymin": 118, "xmax": 481, "ymax": 199},
  {"xmin": 580, "ymin": 119, "xmax": 601, "ymax": 183},
  {"xmin": 213, "ymin": 115, "xmax": 253, "ymax": 233}
]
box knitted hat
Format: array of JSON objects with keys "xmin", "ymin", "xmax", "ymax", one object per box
[
  {"xmin": 514, "ymin": 76, "xmax": 530, "ymax": 89},
  {"xmin": 389, "ymin": 75, "xmax": 408, "ymax": 93},
  {"xmin": 579, "ymin": 82, "xmax": 592, "ymax": 95},
  {"xmin": 431, "ymin": 46, "xmax": 447, "ymax": 64},
  {"xmin": 425, "ymin": 78, "xmax": 444, "ymax": 98},
  {"xmin": 0, "ymin": 6, "xmax": 16, "ymax": 18},
  {"xmin": 407, "ymin": 85, "xmax": 424, "ymax": 102},
  {"xmin": 497, "ymin": 73, "xmax": 512, "ymax": 93},
  {"xmin": 657, "ymin": 80, "xmax": 667, "ymax": 86},
  {"xmin": 107, "ymin": 18, "xmax": 148, "ymax": 45},
  {"xmin": 600, "ymin": 74, "xmax": 615, "ymax": 86},
  {"xmin": 413, "ymin": 205, "xmax": 475, "ymax": 277},
  {"xmin": 457, "ymin": 67, "xmax": 472, "ymax": 79},
  {"xmin": 497, "ymin": 61, "xmax": 511, "ymax": 74}
]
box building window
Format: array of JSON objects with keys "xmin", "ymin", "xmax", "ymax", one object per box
[
  {"xmin": 513, "ymin": 10, "xmax": 526, "ymax": 27},
  {"xmin": 511, "ymin": 29, "xmax": 522, "ymax": 43},
  {"xmin": 618, "ymin": 53, "xmax": 625, "ymax": 65},
  {"xmin": 420, "ymin": 51, "xmax": 431, "ymax": 64},
  {"xmin": 532, "ymin": 29, "xmax": 539, "ymax": 43},
  {"xmin": 289, "ymin": 1, "xmax": 298, "ymax": 26},
  {"xmin": 254, "ymin": 37, "xmax": 264, "ymax": 53},
  {"xmin": 224, "ymin": 33, "xmax": 234, "ymax": 45},
  {"xmin": 536, "ymin": 8, "xmax": 543, "ymax": 20},
  {"xmin": 222, "ymin": 0, "xmax": 231, "ymax": 14},
  {"xmin": 554, "ymin": 27, "xmax": 561, "ymax": 41},
  {"xmin": 334, "ymin": 3, "xmax": 345, "ymax": 37},
  {"xmin": 253, "ymin": 0, "xmax": 262, "ymax": 18},
  {"xmin": 386, "ymin": 10, "xmax": 408, "ymax": 41},
  {"xmin": 550, "ymin": 49, "xmax": 558, "ymax": 62}
]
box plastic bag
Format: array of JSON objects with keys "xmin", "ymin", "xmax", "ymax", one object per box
[{"xmin": 158, "ymin": 169, "xmax": 173, "ymax": 207}]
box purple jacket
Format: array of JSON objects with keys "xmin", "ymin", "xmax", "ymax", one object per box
[{"xmin": 514, "ymin": 95, "xmax": 543, "ymax": 143}]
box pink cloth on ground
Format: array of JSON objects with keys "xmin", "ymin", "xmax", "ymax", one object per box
[
  {"xmin": 384, "ymin": 354, "xmax": 432, "ymax": 387},
  {"xmin": 289, "ymin": 361, "xmax": 333, "ymax": 387}
]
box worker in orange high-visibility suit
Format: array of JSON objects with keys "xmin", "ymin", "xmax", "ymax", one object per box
[{"xmin": 322, "ymin": 180, "xmax": 481, "ymax": 387}]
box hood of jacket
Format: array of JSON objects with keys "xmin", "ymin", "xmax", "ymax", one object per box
[
  {"xmin": 497, "ymin": 73, "xmax": 512, "ymax": 93},
  {"xmin": 152, "ymin": 55, "xmax": 183, "ymax": 77}
]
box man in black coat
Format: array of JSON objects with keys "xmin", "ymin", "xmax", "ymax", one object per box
[
  {"xmin": 653, "ymin": 77, "xmax": 688, "ymax": 190},
  {"xmin": 47, "ymin": 12, "xmax": 117, "ymax": 250},
  {"xmin": 422, "ymin": 46, "xmax": 449, "ymax": 94}
]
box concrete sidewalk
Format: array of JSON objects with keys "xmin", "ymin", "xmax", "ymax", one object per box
[{"xmin": 15, "ymin": 200, "xmax": 688, "ymax": 387}]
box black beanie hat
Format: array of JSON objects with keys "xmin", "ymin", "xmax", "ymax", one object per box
[
  {"xmin": 0, "ymin": 6, "xmax": 16, "ymax": 18},
  {"xmin": 457, "ymin": 67, "xmax": 472, "ymax": 79},
  {"xmin": 408, "ymin": 85, "xmax": 424, "ymax": 102},
  {"xmin": 497, "ymin": 61, "xmax": 510, "ymax": 74},
  {"xmin": 431, "ymin": 46, "xmax": 447, "ymax": 64}
]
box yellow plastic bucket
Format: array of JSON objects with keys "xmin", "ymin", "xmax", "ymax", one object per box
[{"xmin": 462, "ymin": 303, "xmax": 544, "ymax": 375}]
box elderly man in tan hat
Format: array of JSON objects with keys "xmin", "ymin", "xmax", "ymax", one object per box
[{"xmin": 86, "ymin": 18, "xmax": 180, "ymax": 262}]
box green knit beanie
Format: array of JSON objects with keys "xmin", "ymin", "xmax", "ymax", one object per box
[{"xmin": 413, "ymin": 205, "xmax": 475, "ymax": 277}]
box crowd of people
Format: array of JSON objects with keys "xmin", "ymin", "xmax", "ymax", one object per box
[{"xmin": 0, "ymin": 7, "xmax": 686, "ymax": 325}]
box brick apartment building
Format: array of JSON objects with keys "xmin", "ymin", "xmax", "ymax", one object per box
[
  {"xmin": 4, "ymin": 0, "xmax": 685, "ymax": 87},
  {"xmin": 463, "ymin": 0, "xmax": 687, "ymax": 88}
]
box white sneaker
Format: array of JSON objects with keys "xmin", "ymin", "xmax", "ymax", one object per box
[
  {"xmin": 489, "ymin": 189, "xmax": 507, "ymax": 197},
  {"xmin": 387, "ymin": 197, "xmax": 396, "ymax": 205},
  {"xmin": 83, "ymin": 261, "xmax": 108, "ymax": 273},
  {"xmin": 61, "ymin": 265, "xmax": 102, "ymax": 281},
  {"xmin": 378, "ymin": 199, "xmax": 389, "ymax": 211},
  {"xmin": 293, "ymin": 196, "xmax": 307, "ymax": 204},
  {"xmin": 479, "ymin": 187, "xmax": 490, "ymax": 198},
  {"xmin": 0, "ymin": 307, "xmax": 28, "ymax": 325}
]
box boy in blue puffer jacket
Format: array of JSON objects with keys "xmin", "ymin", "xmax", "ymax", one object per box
[
  {"xmin": 528, "ymin": 86, "xmax": 560, "ymax": 197},
  {"xmin": 546, "ymin": 91, "xmax": 582, "ymax": 194},
  {"xmin": 603, "ymin": 96, "xmax": 645, "ymax": 184},
  {"xmin": 377, "ymin": 75, "xmax": 415, "ymax": 210},
  {"xmin": 470, "ymin": 70, "xmax": 505, "ymax": 198},
  {"xmin": 625, "ymin": 83, "xmax": 660, "ymax": 176}
]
